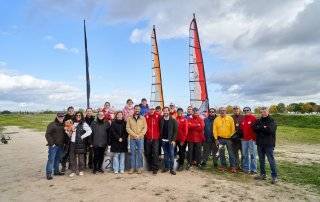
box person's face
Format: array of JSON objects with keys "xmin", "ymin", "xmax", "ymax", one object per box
[
  {"xmin": 97, "ymin": 112, "xmax": 104, "ymax": 120},
  {"xmin": 57, "ymin": 116, "xmax": 64, "ymax": 123},
  {"xmin": 220, "ymin": 109, "xmax": 227, "ymax": 116},
  {"xmin": 156, "ymin": 108, "xmax": 161, "ymax": 113},
  {"xmin": 104, "ymin": 103, "xmax": 110, "ymax": 109},
  {"xmin": 260, "ymin": 109, "xmax": 269, "ymax": 117},
  {"xmin": 75, "ymin": 113, "xmax": 82, "ymax": 121},
  {"xmin": 233, "ymin": 108, "xmax": 240, "ymax": 115},
  {"xmin": 243, "ymin": 108, "xmax": 251, "ymax": 115},
  {"xmin": 163, "ymin": 108, "xmax": 169, "ymax": 117},
  {"xmin": 127, "ymin": 100, "xmax": 133, "ymax": 107},
  {"xmin": 209, "ymin": 109, "xmax": 216, "ymax": 116},
  {"xmin": 149, "ymin": 108, "xmax": 155, "ymax": 115},
  {"xmin": 177, "ymin": 110, "xmax": 183, "ymax": 116},
  {"xmin": 170, "ymin": 105, "xmax": 174, "ymax": 110},
  {"xmin": 110, "ymin": 113, "xmax": 115, "ymax": 120},
  {"xmin": 142, "ymin": 100, "xmax": 147, "ymax": 106},
  {"xmin": 187, "ymin": 107, "xmax": 193, "ymax": 115},
  {"xmin": 116, "ymin": 112, "xmax": 123, "ymax": 120},
  {"xmin": 86, "ymin": 109, "xmax": 93, "ymax": 116},
  {"xmin": 68, "ymin": 108, "xmax": 74, "ymax": 115},
  {"xmin": 134, "ymin": 106, "xmax": 141, "ymax": 115},
  {"xmin": 194, "ymin": 111, "xmax": 199, "ymax": 116}
]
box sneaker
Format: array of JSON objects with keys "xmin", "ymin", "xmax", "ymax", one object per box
[
  {"xmin": 79, "ymin": 172, "xmax": 84, "ymax": 176},
  {"xmin": 137, "ymin": 169, "xmax": 142, "ymax": 174},
  {"xmin": 152, "ymin": 170, "xmax": 158, "ymax": 175},
  {"xmin": 53, "ymin": 172, "xmax": 65, "ymax": 176},
  {"xmin": 114, "ymin": 171, "xmax": 119, "ymax": 174},
  {"xmin": 97, "ymin": 169, "xmax": 104, "ymax": 173},
  {"xmin": 46, "ymin": 174, "xmax": 53, "ymax": 180},
  {"xmin": 162, "ymin": 168, "xmax": 169, "ymax": 173},
  {"xmin": 250, "ymin": 171, "xmax": 258, "ymax": 175},
  {"xmin": 120, "ymin": 170, "xmax": 124, "ymax": 174},
  {"xmin": 271, "ymin": 177, "xmax": 278, "ymax": 184},
  {"xmin": 230, "ymin": 167, "xmax": 237, "ymax": 173},
  {"xmin": 69, "ymin": 173, "xmax": 75, "ymax": 177},
  {"xmin": 218, "ymin": 166, "xmax": 226, "ymax": 172},
  {"xmin": 254, "ymin": 175, "xmax": 267, "ymax": 180},
  {"xmin": 92, "ymin": 170, "xmax": 97, "ymax": 174},
  {"xmin": 128, "ymin": 169, "xmax": 134, "ymax": 174},
  {"xmin": 170, "ymin": 170, "xmax": 176, "ymax": 175},
  {"xmin": 61, "ymin": 167, "xmax": 66, "ymax": 173}
]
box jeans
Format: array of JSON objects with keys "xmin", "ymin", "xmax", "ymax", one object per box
[
  {"xmin": 162, "ymin": 141, "xmax": 175, "ymax": 170},
  {"xmin": 46, "ymin": 145, "xmax": 63, "ymax": 175},
  {"xmin": 257, "ymin": 146, "xmax": 277, "ymax": 178},
  {"xmin": 113, "ymin": 152, "xmax": 125, "ymax": 172},
  {"xmin": 187, "ymin": 142, "xmax": 202, "ymax": 165},
  {"xmin": 202, "ymin": 142, "xmax": 218, "ymax": 166},
  {"xmin": 93, "ymin": 146, "xmax": 106, "ymax": 171},
  {"xmin": 130, "ymin": 139, "xmax": 144, "ymax": 169},
  {"xmin": 145, "ymin": 139, "xmax": 159, "ymax": 171},
  {"xmin": 241, "ymin": 140, "xmax": 257, "ymax": 172},
  {"xmin": 218, "ymin": 138, "xmax": 236, "ymax": 168}
]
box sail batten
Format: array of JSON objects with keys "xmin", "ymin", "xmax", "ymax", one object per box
[
  {"xmin": 189, "ymin": 14, "xmax": 209, "ymax": 115},
  {"xmin": 150, "ymin": 25, "xmax": 164, "ymax": 108}
]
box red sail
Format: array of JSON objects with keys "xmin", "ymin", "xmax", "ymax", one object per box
[{"xmin": 189, "ymin": 14, "xmax": 209, "ymax": 115}]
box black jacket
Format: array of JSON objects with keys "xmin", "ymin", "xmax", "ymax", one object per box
[
  {"xmin": 85, "ymin": 115, "xmax": 95, "ymax": 126},
  {"xmin": 252, "ymin": 116, "xmax": 277, "ymax": 147},
  {"xmin": 45, "ymin": 118, "xmax": 65, "ymax": 146},
  {"xmin": 74, "ymin": 122, "xmax": 88, "ymax": 154},
  {"xmin": 160, "ymin": 116, "xmax": 178, "ymax": 142},
  {"xmin": 90, "ymin": 119, "xmax": 110, "ymax": 147},
  {"xmin": 110, "ymin": 120, "xmax": 128, "ymax": 153}
]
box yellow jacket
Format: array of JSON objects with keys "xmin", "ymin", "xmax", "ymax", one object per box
[
  {"xmin": 213, "ymin": 115, "xmax": 235, "ymax": 139},
  {"xmin": 126, "ymin": 115, "xmax": 147, "ymax": 139}
]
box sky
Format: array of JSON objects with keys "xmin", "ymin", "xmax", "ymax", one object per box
[{"xmin": 0, "ymin": 0, "xmax": 319, "ymax": 111}]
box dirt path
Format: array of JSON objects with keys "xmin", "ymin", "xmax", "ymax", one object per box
[{"xmin": 0, "ymin": 126, "xmax": 319, "ymax": 202}]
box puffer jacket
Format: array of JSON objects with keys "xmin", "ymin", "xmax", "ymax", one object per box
[
  {"xmin": 145, "ymin": 112, "xmax": 161, "ymax": 140},
  {"xmin": 70, "ymin": 122, "xmax": 92, "ymax": 154},
  {"xmin": 187, "ymin": 115, "xmax": 205, "ymax": 143},
  {"xmin": 176, "ymin": 115, "xmax": 188, "ymax": 143},
  {"xmin": 90, "ymin": 118, "xmax": 110, "ymax": 147}
]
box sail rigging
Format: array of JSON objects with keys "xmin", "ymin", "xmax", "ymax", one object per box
[
  {"xmin": 189, "ymin": 14, "xmax": 209, "ymax": 115},
  {"xmin": 150, "ymin": 25, "xmax": 164, "ymax": 108}
]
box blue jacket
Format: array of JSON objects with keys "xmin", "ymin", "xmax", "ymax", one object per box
[
  {"xmin": 204, "ymin": 115, "xmax": 216, "ymax": 143},
  {"xmin": 139, "ymin": 104, "xmax": 150, "ymax": 116}
]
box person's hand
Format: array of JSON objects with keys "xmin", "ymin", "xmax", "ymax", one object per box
[
  {"xmin": 263, "ymin": 125, "xmax": 267, "ymax": 128},
  {"xmin": 119, "ymin": 138, "xmax": 123, "ymax": 142},
  {"xmin": 171, "ymin": 141, "xmax": 176, "ymax": 146}
]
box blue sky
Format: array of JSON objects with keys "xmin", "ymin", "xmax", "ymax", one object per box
[{"xmin": 1, "ymin": 0, "xmax": 319, "ymax": 111}]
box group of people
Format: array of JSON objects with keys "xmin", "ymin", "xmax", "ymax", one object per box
[{"xmin": 45, "ymin": 98, "xmax": 278, "ymax": 184}]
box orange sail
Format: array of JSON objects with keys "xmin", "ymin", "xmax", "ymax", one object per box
[
  {"xmin": 189, "ymin": 14, "xmax": 209, "ymax": 114},
  {"xmin": 150, "ymin": 25, "xmax": 164, "ymax": 108}
]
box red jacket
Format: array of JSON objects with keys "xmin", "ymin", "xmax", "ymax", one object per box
[
  {"xmin": 145, "ymin": 112, "xmax": 161, "ymax": 140},
  {"xmin": 187, "ymin": 115, "xmax": 205, "ymax": 143},
  {"xmin": 176, "ymin": 115, "xmax": 188, "ymax": 143},
  {"xmin": 241, "ymin": 114, "xmax": 257, "ymax": 141}
]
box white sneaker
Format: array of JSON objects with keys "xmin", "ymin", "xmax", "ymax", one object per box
[
  {"xmin": 79, "ymin": 172, "xmax": 84, "ymax": 176},
  {"xmin": 120, "ymin": 171, "xmax": 124, "ymax": 174},
  {"xmin": 114, "ymin": 171, "xmax": 119, "ymax": 174},
  {"xmin": 69, "ymin": 173, "xmax": 75, "ymax": 177}
]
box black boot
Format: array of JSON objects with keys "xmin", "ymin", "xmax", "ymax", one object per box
[{"xmin": 46, "ymin": 174, "xmax": 53, "ymax": 180}]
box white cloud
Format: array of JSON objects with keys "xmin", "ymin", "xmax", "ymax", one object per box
[{"xmin": 53, "ymin": 42, "xmax": 79, "ymax": 54}]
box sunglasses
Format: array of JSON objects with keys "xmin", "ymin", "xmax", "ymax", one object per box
[
  {"xmin": 76, "ymin": 115, "xmax": 81, "ymax": 117},
  {"xmin": 209, "ymin": 111, "xmax": 215, "ymax": 113},
  {"xmin": 243, "ymin": 110, "xmax": 250, "ymax": 112}
]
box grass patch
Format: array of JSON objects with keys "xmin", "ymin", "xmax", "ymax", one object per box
[
  {"xmin": 0, "ymin": 114, "xmax": 55, "ymax": 131},
  {"xmin": 272, "ymin": 114, "xmax": 320, "ymax": 129},
  {"xmin": 277, "ymin": 126, "xmax": 320, "ymax": 145}
]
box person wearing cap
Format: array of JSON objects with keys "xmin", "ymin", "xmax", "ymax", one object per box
[
  {"xmin": 169, "ymin": 103, "xmax": 177, "ymax": 119},
  {"xmin": 61, "ymin": 106, "xmax": 75, "ymax": 173},
  {"xmin": 213, "ymin": 107, "xmax": 237, "ymax": 173},
  {"xmin": 45, "ymin": 112, "xmax": 66, "ymax": 180},
  {"xmin": 252, "ymin": 107, "xmax": 278, "ymax": 184},
  {"xmin": 186, "ymin": 108, "xmax": 205, "ymax": 169},
  {"xmin": 201, "ymin": 108, "xmax": 218, "ymax": 168},
  {"xmin": 144, "ymin": 107, "xmax": 161, "ymax": 174},
  {"xmin": 160, "ymin": 107, "xmax": 178, "ymax": 175},
  {"xmin": 139, "ymin": 98, "xmax": 150, "ymax": 116},
  {"xmin": 240, "ymin": 107, "xmax": 257, "ymax": 174},
  {"xmin": 123, "ymin": 99, "xmax": 135, "ymax": 121},
  {"xmin": 176, "ymin": 108, "xmax": 189, "ymax": 171},
  {"xmin": 231, "ymin": 106, "xmax": 244, "ymax": 170}
]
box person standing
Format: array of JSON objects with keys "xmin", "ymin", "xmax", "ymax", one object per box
[
  {"xmin": 139, "ymin": 98, "xmax": 150, "ymax": 116},
  {"xmin": 144, "ymin": 107, "xmax": 161, "ymax": 174},
  {"xmin": 90, "ymin": 111, "xmax": 110, "ymax": 174},
  {"xmin": 253, "ymin": 107, "xmax": 278, "ymax": 184},
  {"xmin": 185, "ymin": 106, "xmax": 193, "ymax": 120},
  {"xmin": 175, "ymin": 108, "xmax": 188, "ymax": 171},
  {"xmin": 213, "ymin": 107, "xmax": 237, "ymax": 173},
  {"xmin": 186, "ymin": 108, "xmax": 205, "ymax": 169},
  {"xmin": 126, "ymin": 105, "xmax": 147, "ymax": 174},
  {"xmin": 169, "ymin": 103, "xmax": 177, "ymax": 119},
  {"xmin": 123, "ymin": 99, "xmax": 135, "ymax": 121},
  {"xmin": 160, "ymin": 107, "xmax": 178, "ymax": 175},
  {"xmin": 67, "ymin": 112, "xmax": 92, "ymax": 177},
  {"xmin": 110, "ymin": 111, "xmax": 128, "ymax": 174},
  {"xmin": 45, "ymin": 112, "xmax": 66, "ymax": 180},
  {"xmin": 231, "ymin": 106, "xmax": 244, "ymax": 170},
  {"xmin": 240, "ymin": 107, "xmax": 257, "ymax": 174},
  {"xmin": 201, "ymin": 108, "xmax": 218, "ymax": 168},
  {"xmin": 84, "ymin": 108, "xmax": 95, "ymax": 169},
  {"xmin": 61, "ymin": 106, "xmax": 75, "ymax": 173}
]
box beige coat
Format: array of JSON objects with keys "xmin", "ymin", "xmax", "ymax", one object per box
[{"xmin": 126, "ymin": 115, "xmax": 147, "ymax": 139}]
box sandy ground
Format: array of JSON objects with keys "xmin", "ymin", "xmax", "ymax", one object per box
[{"xmin": 0, "ymin": 126, "xmax": 319, "ymax": 202}]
